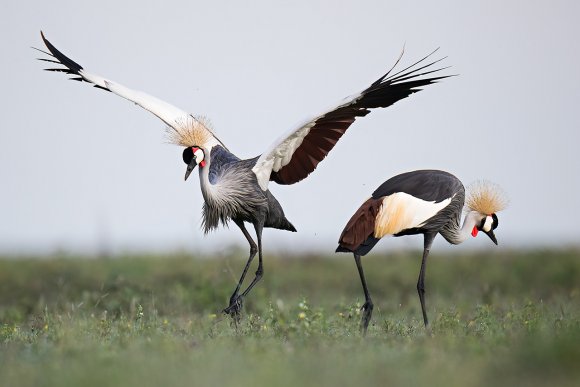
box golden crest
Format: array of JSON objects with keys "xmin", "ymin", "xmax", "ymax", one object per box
[
  {"xmin": 466, "ymin": 180, "xmax": 509, "ymax": 215},
  {"xmin": 165, "ymin": 115, "xmax": 219, "ymax": 148}
]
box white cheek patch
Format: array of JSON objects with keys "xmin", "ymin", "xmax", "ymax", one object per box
[
  {"xmin": 483, "ymin": 216, "xmax": 493, "ymax": 232},
  {"xmin": 194, "ymin": 148, "xmax": 204, "ymax": 164}
]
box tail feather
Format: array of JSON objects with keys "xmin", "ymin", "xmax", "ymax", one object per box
[{"xmin": 280, "ymin": 218, "xmax": 297, "ymax": 232}]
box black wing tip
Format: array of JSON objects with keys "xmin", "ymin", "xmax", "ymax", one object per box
[
  {"xmin": 31, "ymin": 46, "xmax": 51, "ymax": 56},
  {"xmin": 433, "ymin": 73, "xmax": 459, "ymax": 81},
  {"xmin": 37, "ymin": 31, "xmax": 84, "ymax": 74},
  {"xmin": 397, "ymin": 71, "xmax": 458, "ymax": 87},
  {"xmin": 391, "ymin": 74, "xmax": 456, "ymax": 97},
  {"xmin": 373, "ymin": 47, "xmax": 453, "ymax": 88},
  {"xmin": 39, "ymin": 30, "xmax": 53, "ymax": 53},
  {"xmin": 40, "ymin": 31, "xmax": 52, "ymax": 49}
]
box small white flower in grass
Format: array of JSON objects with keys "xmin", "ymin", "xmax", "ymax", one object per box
[{"xmin": 276, "ymin": 299, "xmax": 285, "ymax": 310}]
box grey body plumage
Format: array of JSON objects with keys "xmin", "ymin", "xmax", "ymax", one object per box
[
  {"xmin": 437, "ymin": 191, "xmax": 466, "ymax": 245},
  {"xmin": 200, "ymin": 146, "xmax": 295, "ymax": 234}
]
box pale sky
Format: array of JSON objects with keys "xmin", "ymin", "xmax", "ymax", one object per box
[{"xmin": 1, "ymin": 1, "xmax": 579, "ymax": 255}]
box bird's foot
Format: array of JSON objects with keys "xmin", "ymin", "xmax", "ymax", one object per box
[
  {"xmin": 223, "ymin": 295, "xmax": 244, "ymax": 323},
  {"xmin": 360, "ymin": 301, "xmax": 374, "ymax": 336}
]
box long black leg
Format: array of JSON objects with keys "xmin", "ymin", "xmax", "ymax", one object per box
[
  {"xmin": 223, "ymin": 220, "xmax": 257, "ymax": 319},
  {"xmin": 417, "ymin": 233, "xmax": 436, "ymax": 332},
  {"xmin": 240, "ymin": 222, "xmax": 264, "ymax": 298},
  {"xmin": 354, "ymin": 253, "xmax": 373, "ymax": 335}
]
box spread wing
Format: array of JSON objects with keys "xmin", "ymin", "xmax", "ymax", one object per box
[
  {"xmin": 252, "ymin": 48, "xmax": 452, "ymax": 191},
  {"xmin": 35, "ymin": 31, "xmax": 223, "ymax": 149}
]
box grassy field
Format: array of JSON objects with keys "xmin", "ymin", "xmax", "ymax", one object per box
[{"xmin": 1, "ymin": 248, "xmax": 579, "ymax": 387}]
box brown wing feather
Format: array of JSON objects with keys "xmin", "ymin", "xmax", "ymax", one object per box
[
  {"xmin": 269, "ymin": 50, "xmax": 451, "ymax": 186},
  {"xmin": 337, "ymin": 198, "xmax": 383, "ymax": 252},
  {"xmin": 271, "ymin": 114, "xmax": 356, "ymax": 184}
]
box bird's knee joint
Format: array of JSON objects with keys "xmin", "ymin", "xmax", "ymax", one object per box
[
  {"xmin": 255, "ymin": 267, "xmax": 263, "ymax": 278},
  {"xmin": 249, "ymin": 245, "xmax": 258, "ymax": 256}
]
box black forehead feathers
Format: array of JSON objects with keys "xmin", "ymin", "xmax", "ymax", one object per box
[
  {"xmin": 492, "ymin": 213, "xmax": 499, "ymax": 229},
  {"xmin": 182, "ymin": 147, "xmax": 193, "ymax": 164}
]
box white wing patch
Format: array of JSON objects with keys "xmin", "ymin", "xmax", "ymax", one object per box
[
  {"xmin": 61, "ymin": 66, "xmax": 190, "ymax": 128},
  {"xmin": 97, "ymin": 75, "xmax": 221, "ymax": 150},
  {"xmin": 251, "ymin": 91, "xmax": 363, "ymax": 191},
  {"xmin": 252, "ymin": 121, "xmax": 314, "ymax": 190},
  {"xmin": 374, "ymin": 192, "xmax": 453, "ymax": 238},
  {"xmin": 80, "ymin": 69, "xmax": 221, "ymax": 150},
  {"xmin": 101, "ymin": 78, "xmax": 190, "ymax": 128},
  {"xmin": 39, "ymin": 33, "xmax": 222, "ymax": 151}
]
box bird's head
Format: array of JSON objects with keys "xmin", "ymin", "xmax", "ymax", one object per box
[
  {"xmin": 465, "ymin": 180, "xmax": 509, "ymax": 246},
  {"xmin": 182, "ymin": 146, "xmax": 206, "ymax": 181},
  {"xmin": 471, "ymin": 213, "xmax": 499, "ymax": 245},
  {"xmin": 164, "ymin": 115, "xmax": 219, "ymax": 181}
]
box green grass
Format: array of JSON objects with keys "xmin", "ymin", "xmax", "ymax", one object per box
[{"xmin": 1, "ymin": 249, "xmax": 579, "ymax": 387}]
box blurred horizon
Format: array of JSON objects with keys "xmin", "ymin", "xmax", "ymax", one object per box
[{"xmin": 1, "ymin": 234, "xmax": 578, "ymax": 258}]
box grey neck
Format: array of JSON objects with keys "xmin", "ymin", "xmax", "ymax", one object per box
[{"xmin": 441, "ymin": 211, "xmax": 480, "ymax": 245}]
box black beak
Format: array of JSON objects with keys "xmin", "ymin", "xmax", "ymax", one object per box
[
  {"xmin": 485, "ymin": 229, "xmax": 498, "ymax": 245},
  {"xmin": 184, "ymin": 158, "xmax": 197, "ymax": 181}
]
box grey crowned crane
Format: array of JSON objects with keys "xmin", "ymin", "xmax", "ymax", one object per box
[
  {"xmin": 36, "ymin": 31, "xmax": 451, "ymax": 319},
  {"xmin": 336, "ymin": 170, "xmax": 508, "ymax": 334}
]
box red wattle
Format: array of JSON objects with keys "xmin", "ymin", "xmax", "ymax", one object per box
[
  {"xmin": 471, "ymin": 227, "xmax": 478, "ymax": 237},
  {"xmin": 200, "ymin": 160, "xmax": 206, "ymax": 168}
]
